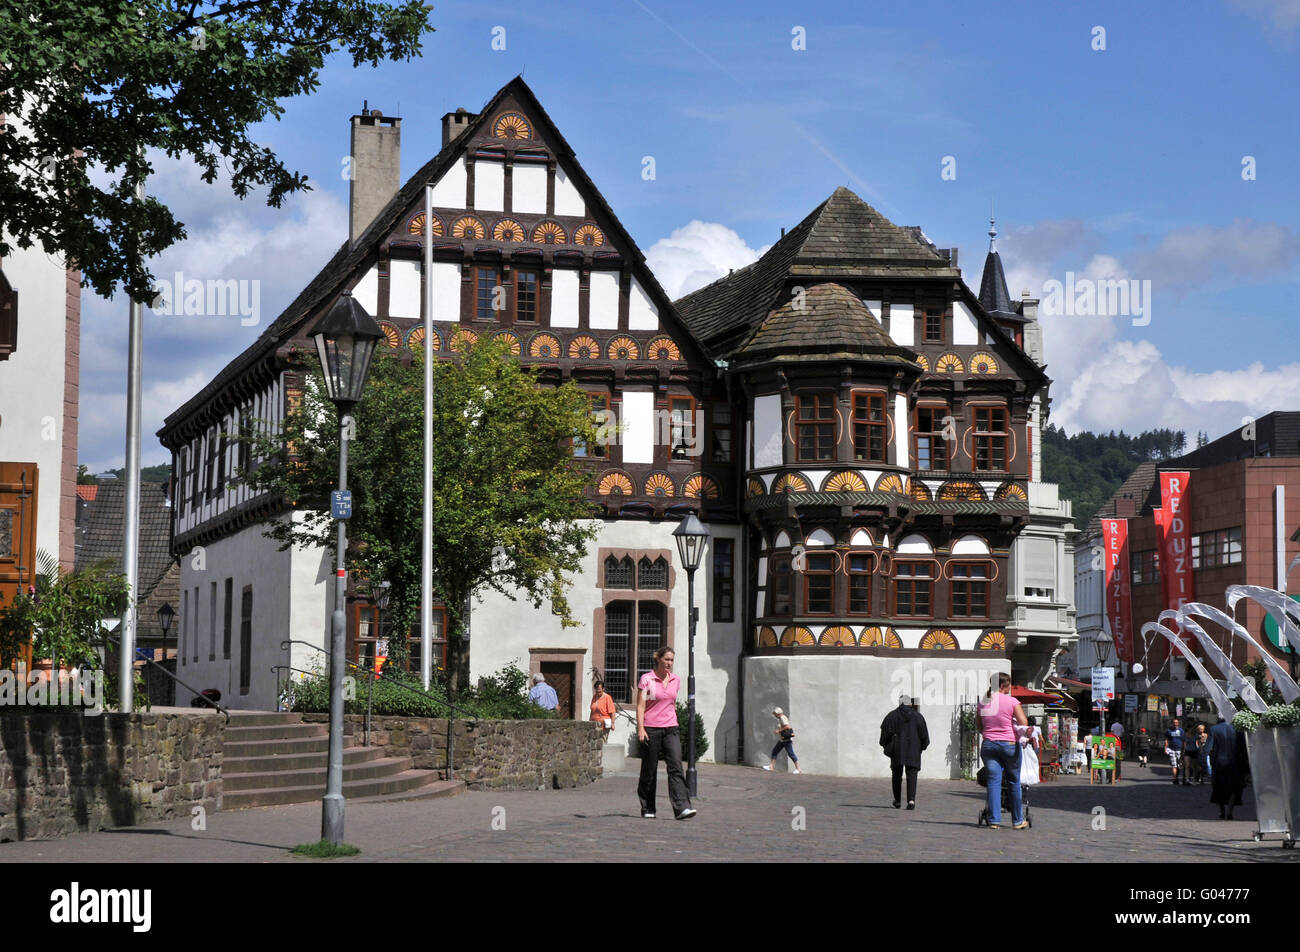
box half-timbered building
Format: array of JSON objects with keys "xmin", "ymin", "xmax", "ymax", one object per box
[{"xmin": 158, "ymin": 77, "xmax": 1070, "ymax": 775}]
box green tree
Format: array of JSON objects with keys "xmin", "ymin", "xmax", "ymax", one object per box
[
  {"xmin": 243, "ymin": 337, "xmax": 604, "ymax": 696},
  {"xmin": 0, "ymin": 0, "xmax": 434, "ymax": 300}
]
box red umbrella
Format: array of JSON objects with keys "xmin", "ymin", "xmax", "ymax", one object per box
[{"xmin": 1010, "ymin": 685, "xmax": 1061, "ymax": 704}]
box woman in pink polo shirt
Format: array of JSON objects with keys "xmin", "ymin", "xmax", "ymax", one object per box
[
  {"xmin": 636, "ymin": 646, "xmax": 696, "ymax": 820},
  {"xmin": 977, "ymin": 672, "xmax": 1029, "ymax": 829}
]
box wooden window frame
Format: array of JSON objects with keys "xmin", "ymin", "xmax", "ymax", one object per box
[
  {"xmin": 768, "ymin": 554, "xmax": 793, "ymax": 616},
  {"xmin": 473, "ymin": 264, "xmax": 502, "ymax": 322},
  {"xmin": 802, "ymin": 551, "xmax": 836, "ymax": 615},
  {"xmin": 513, "ymin": 267, "xmax": 540, "ymax": 324},
  {"xmin": 852, "ymin": 391, "xmax": 887, "ymax": 463},
  {"xmin": 713, "ymin": 538, "xmax": 735, "ymax": 622},
  {"xmin": 573, "ymin": 392, "xmax": 609, "ymax": 459},
  {"xmin": 710, "ymin": 402, "xmax": 735, "ymax": 464},
  {"xmin": 893, "ymin": 560, "xmax": 935, "ymax": 619},
  {"xmin": 924, "ymin": 307, "xmax": 944, "ymax": 343},
  {"xmin": 914, "ymin": 404, "xmax": 951, "ymax": 472},
  {"xmin": 847, "ymin": 550, "xmax": 875, "ymax": 616},
  {"xmin": 669, "ymin": 395, "xmax": 696, "ymax": 461},
  {"xmin": 972, "ymin": 406, "xmax": 1009, "ymax": 473},
  {"xmin": 950, "ymin": 561, "xmax": 991, "ymax": 619},
  {"xmin": 795, "ymin": 391, "xmax": 836, "ymax": 462}
]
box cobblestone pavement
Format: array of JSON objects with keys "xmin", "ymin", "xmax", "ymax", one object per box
[{"xmin": 1, "ymin": 759, "xmax": 1292, "ymax": 862}]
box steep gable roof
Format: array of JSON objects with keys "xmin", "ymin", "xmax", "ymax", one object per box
[
  {"xmin": 675, "ymin": 187, "xmax": 959, "ymax": 358},
  {"xmin": 76, "ymin": 481, "xmax": 175, "ymax": 599},
  {"xmin": 161, "ymin": 76, "xmax": 691, "ymax": 442}
]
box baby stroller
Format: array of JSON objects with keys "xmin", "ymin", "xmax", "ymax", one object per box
[{"xmin": 975, "ymin": 764, "xmax": 1032, "ymax": 828}]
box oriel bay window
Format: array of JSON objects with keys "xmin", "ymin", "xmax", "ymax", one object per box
[
  {"xmin": 973, "ymin": 406, "xmax": 1009, "ymax": 472},
  {"xmin": 950, "ymin": 562, "xmax": 991, "ymax": 618},
  {"xmin": 915, "ymin": 405, "xmax": 950, "ymax": 471},
  {"xmin": 894, "ymin": 561, "xmax": 934, "ymax": 617},
  {"xmin": 848, "ymin": 551, "xmax": 875, "ymax": 614},
  {"xmin": 803, "ymin": 552, "xmax": 836, "ymax": 614},
  {"xmin": 796, "ymin": 392, "xmax": 835, "ymax": 461},
  {"xmin": 852, "ymin": 392, "xmax": 887, "ymax": 462},
  {"xmin": 767, "ymin": 555, "xmax": 792, "ymax": 615}
]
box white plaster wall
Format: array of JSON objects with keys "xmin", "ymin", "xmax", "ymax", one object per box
[
  {"xmin": 628, "ymin": 278, "xmax": 658, "ymax": 331},
  {"xmin": 551, "ymin": 270, "xmax": 579, "ymax": 327},
  {"xmin": 0, "ymin": 240, "xmax": 68, "ymax": 563},
  {"xmin": 746, "ymin": 655, "xmax": 1008, "ymax": 777},
  {"xmin": 473, "ymin": 160, "xmax": 505, "ymax": 212},
  {"xmin": 429, "ymin": 157, "xmax": 467, "ymax": 208},
  {"xmin": 389, "ymin": 259, "xmax": 421, "ymax": 319},
  {"xmin": 953, "ymin": 300, "xmax": 979, "ymax": 345},
  {"xmin": 890, "ymin": 304, "xmax": 914, "ymax": 346},
  {"xmin": 753, "ymin": 395, "xmax": 783, "ymax": 467},
  {"xmin": 352, "ymin": 265, "xmax": 379, "ymax": 316},
  {"xmin": 513, "ymin": 164, "xmax": 547, "ymax": 214},
  {"xmin": 589, "ymin": 271, "xmax": 619, "ymax": 329},
  {"xmin": 429, "ymin": 261, "xmax": 461, "ymax": 323},
  {"xmin": 177, "ymin": 521, "xmax": 296, "ymax": 710},
  {"xmin": 894, "ymin": 394, "xmax": 909, "ymax": 467},
  {"xmin": 621, "ymin": 391, "xmax": 654, "ymax": 464},
  {"xmin": 470, "ymin": 518, "xmax": 744, "ymax": 763},
  {"xmin": 863, "ymin": 299, "xmax": 883, "ymax": 322},
  {"xmin": 554, "ymin": 166, "xmax": 585, "ymax": 217}
]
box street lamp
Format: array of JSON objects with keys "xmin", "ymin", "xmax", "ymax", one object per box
[
  {"xmin": 673, "ymin": 511, "xmax": 710, "ymax": 797},
  {"xmin": 1093, "ymin": 629, "xmax": 1114, "ymax": 732},
  {"xmin": 311, "ymin": 290, "xmax": 382, "ymax": 846},
  {"xmin": 156, "ymin": 602, "xmax": 175, "ymax": 659}
]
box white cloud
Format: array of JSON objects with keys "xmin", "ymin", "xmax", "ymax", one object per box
[
  {"xmin": 645, "ymin": 220, "xmax": 770, "ymax": 299},
  {"xmin": 1133, "ymin": 219, "xmax": 1300, "ymax": 293},
  {"xmin": 1228, "ymin": 0, "xmax": 1300, "ymax": 32}
]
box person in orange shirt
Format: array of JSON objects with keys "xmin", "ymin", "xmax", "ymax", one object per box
[{"xmin": 590, "ymin": 679, "xmax": 617, "ymax": 738}]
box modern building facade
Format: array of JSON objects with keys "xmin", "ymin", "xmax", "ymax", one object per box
[{"xmin": 159, "ymin": 77, "xmax": 1065, "ymax": 775}]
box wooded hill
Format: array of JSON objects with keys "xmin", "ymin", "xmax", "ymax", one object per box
[{"xmin": 1042, "ymin": 424, "xmax": 1187, "ymax": 529}]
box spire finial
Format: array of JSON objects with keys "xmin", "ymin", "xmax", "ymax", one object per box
[{"xmin": 988, "ymin": 200, "xmax": 997, "ymax": 252}]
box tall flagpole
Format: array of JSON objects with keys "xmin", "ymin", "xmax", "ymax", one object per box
[
  {"xmin": 421, "ymin": 185, "xmax": 433, "ymax": 690},
  {"xmin": 119, "ymin": 171, "xmax": 145, "ymax": 711}
]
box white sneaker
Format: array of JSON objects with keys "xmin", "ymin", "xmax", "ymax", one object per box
[
  {"xmin": 761, "ymin": 765, "xmax": 773, "ymax": 771},
  {"xmin": 793, "ymin": 768, "xmax": 802, "ymax": 774}
]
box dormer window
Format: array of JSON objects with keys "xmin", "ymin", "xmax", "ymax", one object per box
[{"xmin": 924, "ymin": 309, "xmax": 944, "ymax": 343}]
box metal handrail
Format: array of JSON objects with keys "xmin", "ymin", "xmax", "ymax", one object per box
[
  {"xmin": 277, "ymin": 640, "xmax": 479, "ymax": 721},
  {"xmin": 102, "ymin": 631, "xmax": 231, "ymax": 723}
]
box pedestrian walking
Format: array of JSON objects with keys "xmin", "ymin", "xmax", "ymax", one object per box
[
  {"xmin": 590, "ymin": 679, "xmax": 617, "ymax": 738},
  {"xmin": 763, "ymin": 707, "xmax": 802, "ymax": 773},
  {"xmin": 635, "ymin": 646, "xmax": 696, "ymax": 820},
  {"xmin": 1206, "ymin": 716, "xmax": 1249, "ymax": 820},
  {"xmin": 1109, "ymin": 717, "xmax": 1124, "ymax": 779},
  {"xmin": 1018, "ymin": 716, "xmax": 1042, "ymax": 786},
  {"xmin": 1136, "ymin": 727, "xmax": 1151, "ymax": 767},
  {"xmin": 1187, "ymin": 724, "xmax": 1209, "ymax": 784},
  {"xmin": 879, "ymin": 694, "xmax": 929, "ymax": 809},
  {"xmin": 977, "ymin": 673, "xmax": 1028, "ymax": 830},
  {"xmin": 1165, "ymin": 718, "xmax": 1188, "ymax": 785}
]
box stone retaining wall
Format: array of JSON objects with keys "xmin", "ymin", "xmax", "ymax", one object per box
[
  {"xmin": 301, "ymin": 714, "xmax": 603, "ymax": 790},
  {"xmin": 0, "ymin": 711, "xmax": 224, "ymax": 841}
]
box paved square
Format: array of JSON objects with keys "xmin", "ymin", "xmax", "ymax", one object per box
[{"xmin": 0, "ymin": 759, "xmax": 1289, "ymax": 862}]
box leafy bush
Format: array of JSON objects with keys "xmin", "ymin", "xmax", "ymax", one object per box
[
  {"xmin": 1261, "ymin": 704, "xmax": 1300, "ymax": 729},
  {"xmin": 676, "ymin": 701, "xmax": 709, "ymax": 759},
  {"xmin": 288, "ymin": 661, "xmax": 555, "ymax": 719},
  {"xmin": 1232, "ymin": 710, "xmax": 1260, "ymax": 733}
]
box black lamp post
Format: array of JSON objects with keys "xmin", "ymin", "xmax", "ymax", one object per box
[
  {"xmin": 156, "ymin": 602, "xmax": 175, "ymax": 659},
  {"xmin": 1094, "ymin": 629, "xmax": 1113, "ymax": 730},
  {"xmin": 312, "ymin": 290, "xmax": 382, "ymax": 846},
  {"xmin": 673, "ymin": 511, "xmax": 710, "ymax": 797}
]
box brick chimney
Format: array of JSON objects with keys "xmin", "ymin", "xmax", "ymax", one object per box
[
  {"xmin": 349, "ymin": 105, "xmax": 401, "ymax": 246},
  {"xmin": 442, "ymin": 107, "xmax": 475, "ymax": 147}
]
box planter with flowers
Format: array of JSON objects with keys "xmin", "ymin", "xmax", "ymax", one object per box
[{"xmin": 1233, "ymin": 704, "xmax": 1300, "ymax": 846}]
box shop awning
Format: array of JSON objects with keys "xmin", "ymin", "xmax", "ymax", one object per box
[
  {"xmin": 1045, "ymin": 676, "xmax": 1091, "ymax": 690},
  {"xmin": 1011, "ymin": 685, "xmax": 1063, "ymax": 704}
]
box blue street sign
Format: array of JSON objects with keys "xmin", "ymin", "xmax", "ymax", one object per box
[{"xmin": 331, "ymin": 490, "xmax": 353, "ymax": 519}]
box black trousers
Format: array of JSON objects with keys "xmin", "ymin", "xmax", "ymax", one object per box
[
  {"xmin": 891, "ymin": 763, "xmax": 919, "ymax": 803},
  {"xmin": 638, "ymin": 726, "xmax": 691, "ymax": 815}
]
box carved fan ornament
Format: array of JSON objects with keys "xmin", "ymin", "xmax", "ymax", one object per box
[
  {"xmin": 407, "ymin": 213, "xmax": 444, "ymax": 237},
  {"xmin": 377, "ymin": 321, "xmax": 401, "ymax": 348},
  {"xmin": 597, "ymin": 471, "xmax": 634, "ymax": 496},
  {"xmin": 568, "ymin": 335, "xmax": 599, "ymax": 359},
  {"xmin": 406, "ymin": 325, "xmax": 440, "ymax": 352},
  {"xmin": 607, "ymin": 336, "xmax": 640, "ymax": 360},
  {"xmin": 492, "ymin": 219, "xmax": 525, "ymax": 242},
  {"xmin": 908, "ymin": 479, "xmax": 932, "ymax": 501},
  {"xmin": 822, "ymin": 470, "xmax": 867, "ymax": 493},
  {"xmin": 452, "ymin": 216, "xmax": 486, "ymax": 239},
  {"xmin": 758, "ymin": 627, "xmax": 779, "ymax": 648},
  {"xmin": 532, "ymin": 221, "xmax": 566, "ymax": 244},
  {"xmin": 915, "ymin": 354, "xmax": 930, "ymax": 372},
  {"xmin": 780, "ymin": 626, "xmax": 815, "ymax": 647},
  {"xmin": 935, "ymin": 352, "xmax": 965, "ymax": 374},
  {"xmin": 747, "ymin": 478, "xmax": 766, "ymax": 497},
  {"xmin": 938, "ymin": 480, "xmax": 986, "ymax": 501},
  {"xmin": 920, "ymin": 628, "xmax": 959, "ymax": 650},
  {"xmin": 996, "ymin": 481, "xmax": 1028, "ymax": 500},
  {"xmin": 493, "ymin": 331, "xmax": 521, "ymax": 355},
  {"xmin": 493, "ymin": 112, "xmax": 533, "ymax": 140},
  {"xmin": 574, "ymin": 223, "xmax": 605, "ymax": 247},
  {"xmin": 528, "ymin": 333, "xmax": 561, "ymax": 359},
  {"xmin": 644, "ymin": 473, "xmax": 675, "ymax": 497},
  {"xmin": 683, "ymin": 474, "xmax": 720, "ymax": 499},
  {"xmin": 860, "ymin": 626, "xmax": 902, "ymax": 649},
  {"xmin": 646, "ymin": 337, "xmax": 682, "ymax": 361},
  {"xmin": 977, "ymin": 630, "xmax": 1007, "ymax": 651},
  {"xmin": 970, "ymin": 352, "xmax": 1000, "ymax": 375},
  {"xmin": 875, "ymin": 472, "xmax": 905, "ymax": 494},
  {"xmin": 450, "ymin": 329, "xmax": 478, "ymax": 352},
  {"xmin": 772, "ymin": 472, "xmax": 809, "ymax": 494},
  {"xmin": 819, "ymin": 626, "xmax": 855, "ymax": 647}
]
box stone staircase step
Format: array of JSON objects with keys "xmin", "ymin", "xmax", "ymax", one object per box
[
  {"xmin": 222, "ymin": 769, "xmax": 441, "ymax": 810},
  {"xmin": 224, "ymin": 736, "xmax": 329, "ymax": 759},
  {"xmin": 352, "ymin": 779, "xmax": 467, "ymax": 804},
  {"xmin": 224, "ymin": 722, "xmax": 327, "ymax": 744},
  {"xmin": 223, "ymin": 746, "xmax": 386, "ymax": 774},
  {"xmin": 223, "ymin": 756, "xmax": 414, "ymax": 792},
  {"xmin": 225, "ymin": 712, "xmax": 304, "ymax": 728}
]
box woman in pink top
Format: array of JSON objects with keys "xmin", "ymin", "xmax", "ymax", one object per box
[
  {"xmin": 635, "ymin": 646, "xmax": 696, "ymax": 820},
  {"xmin": 977, "ymin": 672, "xmax": 1029, "ymax": 828}
]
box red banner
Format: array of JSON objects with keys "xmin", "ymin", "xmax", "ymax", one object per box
[
  {"xmin": 1159, "ymin": 472, "xmax": 1195, "ymax": 614},
  {"xmin": 1102, "ymin": 519, "xmax": 1134, "ymax": 663}
]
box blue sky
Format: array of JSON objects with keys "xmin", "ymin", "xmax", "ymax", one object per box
[{"xmin": 81, "ymin": 0, "xmax": 1300, "ymax": 470}]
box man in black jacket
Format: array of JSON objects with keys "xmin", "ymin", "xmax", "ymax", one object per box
[{"xmin": 880, "ymin": 694, "xmax": 930, "ymax": 810}]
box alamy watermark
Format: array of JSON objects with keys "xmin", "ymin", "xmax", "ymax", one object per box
[
  {"xmin": 0, "ymin": 665, "xmax": 105, "ymax": 715},
  {"xmin": 148, "ymin": 271, "xmax": 261, "ymax": 326},
  {"xmin": 889, "ymin": 661, "xmax": 1002, "ymax": 705},
  {"xmin": 1041, "ymin": 273, "xmax": 1151, "ymax": 327}
]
